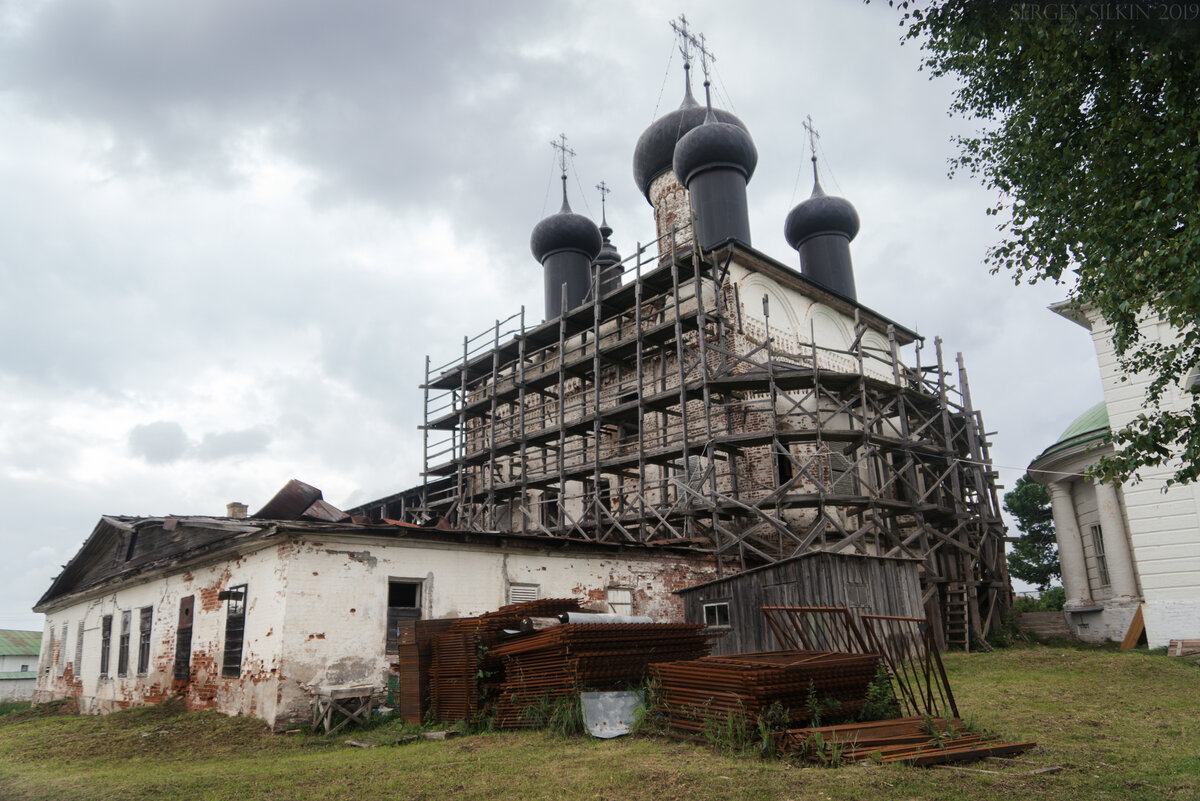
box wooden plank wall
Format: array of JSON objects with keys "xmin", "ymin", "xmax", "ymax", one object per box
[{"xmin": 679, "ymin": 554, "xmax": 922, "ymax": 655}]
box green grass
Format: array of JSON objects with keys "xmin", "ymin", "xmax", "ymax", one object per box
[
  {"xmin": 1, "ymin": 643, "xmax": 1197, "ymax": 801},
  {"xmin": 0, "ymin": 701, "xmax": 32, "ymax": 717}
]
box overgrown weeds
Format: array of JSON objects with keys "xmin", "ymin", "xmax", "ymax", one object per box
[
  {"xmin": 519, "ymin": 693, "xmax": 584, "ymax": 737},
  {"xmin": 858, "ymin": 663, "xmax": 901, "ymax": 721}
]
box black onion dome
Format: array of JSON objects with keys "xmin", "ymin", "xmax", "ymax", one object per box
[
  {"xmin": 672, "ymin": 113, "xmax": 758, "ymax": 187},
  {"xmin": 633, "ymin": 88, "xmax": 748, "ymax": 200},
  {"xmin": 594, "ymin": 222, "xmax": 621, "ymax": 268},
  {"xmin": 784, "ymin": 177, "xmax": 860, "ymax": 249},
  {"xmin": 531, "ymin": 193, "xmax": 603, "ymax": 263}
]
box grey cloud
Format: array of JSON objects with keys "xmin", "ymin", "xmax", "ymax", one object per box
[
  {"xmin": 194, "ymin": 427, "xmax": 272, "ymax": 461},
  {"xmin": 128, "ymin": 420, "xmax": 188, "ymax": 463}
]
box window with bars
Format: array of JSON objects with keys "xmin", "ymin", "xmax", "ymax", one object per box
[
  {"xmin": 137, "ymin": 606, "xmax": 153, "ymax": 675},
  {"xmin": 1091, "ymin": 524, "xmax": 1111, "ymax": 586},
  {"xmin": 221, "ymin": 585, "xmax": 247, "ymax": 678}
]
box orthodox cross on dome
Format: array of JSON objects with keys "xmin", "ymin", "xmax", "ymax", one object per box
[
  {"xmin": 671, "ymin": 14, "xmax": 716, "ymax": 83},
  {"xmin": 595, "ymin": 180, "xmax": 611, "ymax": 223},
  {"xmin": 801, "ymin": 115, "xmax": 820, "ymax": 161},
  {"xmin": 695, "ymin": 32, "xmax": 715, "ymax": 84},
  {"xmin": 803, "ymin": 114, "xmax": 821, "ymax": 171},
  {"xmin": 670, "ymin": 14, "xmax": 694, "ymax": 71},
  {"xmin": 550, "ymin": 132, "xmax": 576, "ymax": 180}
]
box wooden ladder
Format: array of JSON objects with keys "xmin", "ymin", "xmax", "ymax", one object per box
[{"xmin": 944, "ymin": 583, "xmax": 970, "ymax": 652}]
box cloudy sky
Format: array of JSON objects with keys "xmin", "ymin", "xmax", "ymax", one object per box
[{"xmin": 0, "ymin": 0, "xmax": 1100, "ymax": 630}]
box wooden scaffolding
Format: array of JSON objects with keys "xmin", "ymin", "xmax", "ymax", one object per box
[{"xmin": 397, "ymin": 227, "xmax": 1008, "ymax": 648}]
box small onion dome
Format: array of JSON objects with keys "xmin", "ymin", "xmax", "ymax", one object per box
[
  {"xmin": 530, "ymin": 190, "xmax": 603, "ymax": 263},
  {"xmin": 784, "ymin": 174, "xmax": 860, "ymax": 249},
  {"xmin": 672, "ymin": 110, "xmax": 758, "ymax": 187},
  {"xmin": 633, "ymin": 85, "xmax": 748, "ymax": 200},
  {"xmin": 594, "ymin": 221, "xmax": 621, "ymax": 269}
]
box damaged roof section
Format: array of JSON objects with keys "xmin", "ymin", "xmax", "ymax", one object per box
[{"xmin": 35, "ymin": 479, "xmax": 709, "ymax": 615}]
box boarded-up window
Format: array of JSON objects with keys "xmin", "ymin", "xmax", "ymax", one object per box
[
  {"xmin": 607, "ymin": 588, "xmax": 633, "ymax": 616},
  {"xmin": 100, "ymin": 615, "xmax": 112, "ymax": 677},
  {"xmin": 385, "ymin": 580, "xmax": 422, "ymax": 655},
  {"xmin": 508, "ymin": 584, "xmax": 540, "ymax": 605},
  {"xmin": 221, "ymin": 585, "xmax": 247, "ymax": 678},
  {"xmin": 137, "ymin": 607, "xmax": 153, "ymax": 675},
  {"xmin": 117, "ymin": 611, "xmax": 131, "ymax": 677}
]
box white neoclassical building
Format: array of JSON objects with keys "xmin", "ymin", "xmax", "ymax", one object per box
[{"xmin": 1030, "ymin": 302, "xmax": 1200, "ymax": 647}]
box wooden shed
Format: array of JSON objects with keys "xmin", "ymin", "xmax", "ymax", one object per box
[{"xmin": 677, "ymin": 552, "xmax": 924, "ymax": 655}]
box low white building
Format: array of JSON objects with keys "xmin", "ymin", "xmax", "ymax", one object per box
[
  {"xmin": 32, "ymin": 504, "xmax": 714, "ymax": 727},
  {"xmin": 0, "ymin": 630, "xmax": 41, "ymax": 702},
  {"xmin": 1030, "ymin": 302, "xmax": 1200, "ymax": 647}
]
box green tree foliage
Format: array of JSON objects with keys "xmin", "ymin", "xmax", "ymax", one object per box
[
  {"xmin": 1002, "ymin": 474, "xmax": 1059, "ymax": 590},
  {"xmin": 889, "ymin": 1, "xmax": 1200, "ymax": 484}
]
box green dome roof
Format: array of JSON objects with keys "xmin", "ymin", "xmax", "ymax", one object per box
[{"xmin": 1038, "ymin": 401, "xmax": 1110, "ymax": 460}]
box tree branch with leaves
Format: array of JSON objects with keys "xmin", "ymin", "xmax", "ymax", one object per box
[{"xmin": 885, "ymin": 1, "xmax": 1200, "ymax": 484}]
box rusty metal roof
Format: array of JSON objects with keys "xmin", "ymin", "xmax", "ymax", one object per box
[{"xmin": 0, "ymin": 629, "xmax": 41, "ymax": 656}]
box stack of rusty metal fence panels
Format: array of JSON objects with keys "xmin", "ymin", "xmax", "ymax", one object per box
[
  {"xmin": 650, "ymin": 650, "xmax": 882, "ymax": 735},
  {"xmin": 777, "ymin": 717, "xmax": 1036, "ymax": 766},
  {"xmin": 428, "ymin": 599, "xmax": 585, "ymax": 723},
  {"xmin": 397, "ymin": 618, "xmax": 456, "ymax": 723},
  {"xmin": 491, "ymin": 623, "xmax": 710, "ymax": 729}
]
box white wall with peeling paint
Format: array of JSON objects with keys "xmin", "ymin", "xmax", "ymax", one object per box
[
  {"xmin": 272, "ymin": 534, "xmax": 715, "ymax": 724},
  {"xmin": 35, "ymin": 543, "xmax": 287, "ymax": 723},
  {"xmin": 36, "ymin": 531, "xmax": 714, "ymax": 728}
]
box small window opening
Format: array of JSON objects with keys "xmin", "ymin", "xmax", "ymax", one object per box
[
  {"xmin": 75, "ymin": 622, "xmax": 84, "ymax": 676},
  {"xmin": 117, "ymin": 611, "xmax": 131, "ymax": 677},
  {"xmin": 776, "ymin": 448, "xmax": 794, "ymax": 486},
  {"xmin": 543, "ymin": 489, "xmax": 560, "ymax": 528},
  {"xmin": 100, "ymin": 615, "xmax": 112, "ymax": 677},
  {"xmin": 174, "ymin": 596, "xmax": 194, "ymax": 682},
  {"xmin": 57, "ymin": 623, "xmax": 67, "ymax": 677},
  {"xmin": 137, "ymin": 606, "xmax": 153, "ymax": 675},
  {"xmin": 389, "ymin": 582, "xmax": 420, "ymax": 608},
  {"xmin": 703, "ymin": 602, "xmax": 731, "ymax": 628},
  {"xmin": 385, "ymin": 580, "xmax": 422, "ymax": 655},
  {"xmin": 1091, "ymin": 524, "xmax": 1111, "ymax": 586}
]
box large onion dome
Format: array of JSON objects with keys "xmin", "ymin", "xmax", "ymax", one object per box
[
  {"xmin": 632, "ymin": 71, "xmax": 748, "ymax": 201},
  {"xmin": 672, "ymin": 107, "xmax": 758, "ymax": 187}
]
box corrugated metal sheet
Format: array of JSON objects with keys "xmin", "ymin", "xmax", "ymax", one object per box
[{"xmin": 0, "ymin": 630, "xmax": 41, "ymax": 656}]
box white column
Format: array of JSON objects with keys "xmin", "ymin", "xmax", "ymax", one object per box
[
  {"xmin": 1047, "ymin": 481, "xmax": 1092, "ymax": 607},
  {"xmin": 1093, "ymin": 480, "xmax": 1139, "ymax": 598}
]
